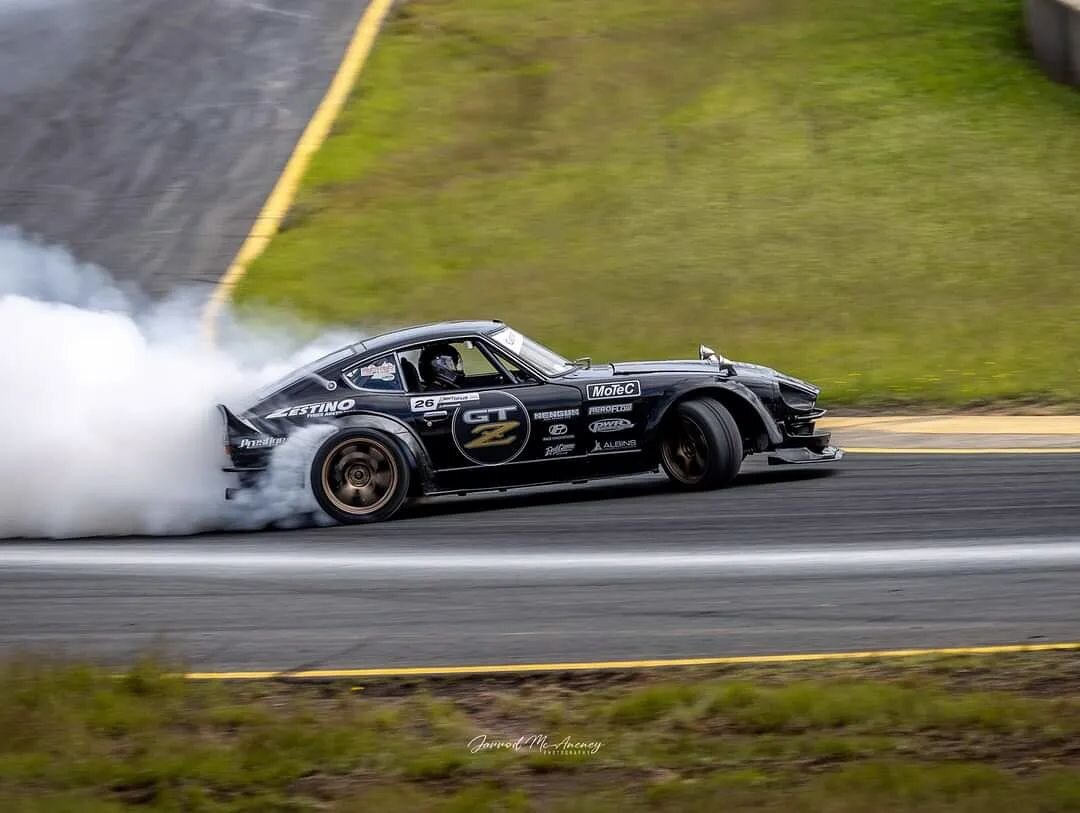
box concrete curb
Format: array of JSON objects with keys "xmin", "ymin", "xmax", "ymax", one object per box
[{"xmin": 820, "ymin": 415, "xmax": 1080, "ymax": 451}]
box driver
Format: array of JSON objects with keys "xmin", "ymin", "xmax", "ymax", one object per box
[{"xmin": 419, "ymin": 343, "xmax": 464, "ymax": 390}]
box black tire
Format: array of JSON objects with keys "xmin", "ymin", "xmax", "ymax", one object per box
[
  {"xmin": 659, "ymin": 398, "xmax": 743, "ymax": 490},
  {"xmin": 310, "ymin": 429, "xmax": 412, "ymax": 524}
]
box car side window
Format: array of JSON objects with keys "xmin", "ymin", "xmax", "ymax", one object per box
[
  {"xmin": 342, "ymin": 353, "xmax": 403, "ymax": 392},
  {"xmin": 486, "ymin": 344, "xmax": 539, "ymax": 384},
  {"xmin": 401, "ymin": 340, "xmax": 511, "ymax": 392}
]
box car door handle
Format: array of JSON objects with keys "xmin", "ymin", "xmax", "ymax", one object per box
[{"xmin": 423, "ymin": 410, "xmax": 449, "ymax": 425}]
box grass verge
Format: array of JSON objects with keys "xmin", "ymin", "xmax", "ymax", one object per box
[
  {"xmin": 2, "ymin": 652, "xmax": 1079, "ymax": 810},
  {"xmin": 235, "ymin": 0, "xmax": 1080, "ymax": 407}
]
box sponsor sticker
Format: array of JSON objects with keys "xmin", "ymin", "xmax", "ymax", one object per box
[
  {"xmin": 359, "ymin": 361, "xmax": 397, "ymax": 381},
  {"xmin": 587, "ymin": 402, "xmax": 633, "ymax": 416},
  {"xmin": 265, "ymin": 399, "xmax": 356, "ymax": 420},
  {"xmin": 586, "ymin": 380, "xmax": 641, "ymax": 400},
  {"xmin": 236, "ymin": 436, "xmax": 286, "ymax": 450},
  {"xmin": 493, "ymin": 328, "xmax": 525, "ymax": 353},
  {"xmin": 547, "ymin": 423, "xmax": 569, "ymax": 436},
  {"xmin": 590, "ymin": 438, "xmax": 638, "ymax": 453},
  {"xmin": 452, "ymin": 391, "xmax": 530, "ymax": 465},
  {"xmin": 588, "ymin": 418, "xmax": 633, "ymax": 434},
  {"xmin": 411, "ymin": 393, "xmax": 481, "ymax": 411},
  {"xmin": 544, "ymin": 443, "xmax": 575, "ymax": 458},
  {"xmin": 533, "ymin": 408, "xmax": 578, "ymax": 421}
]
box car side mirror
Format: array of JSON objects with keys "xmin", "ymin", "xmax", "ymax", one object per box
[
  {"xmin": 574, "ymin": 357, "xmax": 592, "ymax": 369},
  {"xmin": 700, "ymin": 344, "xmax": 734, "ymax": 374}
]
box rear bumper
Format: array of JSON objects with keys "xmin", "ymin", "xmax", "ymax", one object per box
[{"xmin": 221, "ymin": 466, "xmax": 266, "ymax": 500}]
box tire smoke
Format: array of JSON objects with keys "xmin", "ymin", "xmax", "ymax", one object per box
[{"xmin": 0, "ymin": 228, "xmax": 345, "ymax": 538}]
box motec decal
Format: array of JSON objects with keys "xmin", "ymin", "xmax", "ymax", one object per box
[
  {"xmin": 452, "ymin": 391, "xmax": 530, "ymax": 465},
  {"xmin": 265, "ymin": 399, "xmax": 356, "ymax": 420},
  {"xmin": 586, "ymin": 380, "xmax": 641, "ymax": 400}
]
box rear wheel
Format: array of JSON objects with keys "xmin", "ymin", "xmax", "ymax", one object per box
[
  {"xmin": 660, "ymin": 399, "xmax": 743, "ymax": 490},
  {"xmin": 311, "ymin": 429, "xmax": 411, "ymax": 523}
]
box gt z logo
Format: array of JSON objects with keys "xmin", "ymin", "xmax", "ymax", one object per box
[
  {"xmin": 464, "ymin": 421, "xmax": 520, "ymax": 449},
  {"xmin": 462, "ymin": 405, "xmax": 521, "ymax": 449},
  {"xmin": 587, "ymin": 380, "xmax": 641, "ymax": 400},
  {"xmin": 462, "ymin": 406, "xmax": 518, "ymax": 424}
]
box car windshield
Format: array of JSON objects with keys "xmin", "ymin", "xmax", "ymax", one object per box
[{"xmin": 491, "ymin": 326, "xmax": 574, "ymax": 377}]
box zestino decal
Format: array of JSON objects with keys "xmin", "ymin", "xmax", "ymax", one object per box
[
  {"xmin": 265, "ymin": 399, "xmax": 355, "ymax": 420},
  {"xmin": 452, "ymin": 391, "xmax": 530, "ymax": 465},
  {"xmin": 587, "ymin": 402, "xmax": 633, "ymax": 416},
  {"xmin": 586, "ymin": 380, "xmax": 641, "ymax": 400},
  {"xmin": 588, "ymin": 418, "xmax": 633, "ymax": 434},
  {"xmin": 411, "ymin": 392, "xmax": 481, "ymax": 411}
]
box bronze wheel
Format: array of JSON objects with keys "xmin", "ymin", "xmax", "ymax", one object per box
[
  {"xmin": 659, "ymin": 399, "xmax": 743, "ymax": 490},
  {"xmin": 661, "ymin": 415, "xmax": 710, "ymax": 484},
  {"xmin": 311, "ymin": 430, "xmax": 411, "ymax": 523}
]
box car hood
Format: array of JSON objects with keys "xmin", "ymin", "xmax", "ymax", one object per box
[{"xmin": 566, "ymin": 359, "xmax": 818, "ymax": 396}]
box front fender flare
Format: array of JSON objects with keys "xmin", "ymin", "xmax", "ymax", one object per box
[{"xmin": 651, "ymin": 380, "xmax": 783, "ymax": 452}]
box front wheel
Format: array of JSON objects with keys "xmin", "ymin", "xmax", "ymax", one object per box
[
  {"xmin": 310, "ymin": 429, "xmax": 411, "ymax": 524},
  {"xmin": 660, "ymin": 399, "xmax": 743, "ymax": 490}
]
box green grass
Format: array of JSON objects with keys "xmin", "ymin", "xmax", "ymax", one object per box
[
  {"xmin": 2, "ymin": 653, "xmax": 1080, "ymax": 810},
  {"xmin": 236, "ymin": 0, "xmax": 1080, "ymax": 407}
]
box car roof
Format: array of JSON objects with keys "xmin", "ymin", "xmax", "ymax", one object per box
[{"xmin": 354, "ymin": 320, "xmax": 505, "ymax": 357}]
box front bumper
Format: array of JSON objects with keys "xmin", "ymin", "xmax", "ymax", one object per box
[{"xmin": 768, "ymin": 445, "xmax": 844, "ymax": 465}]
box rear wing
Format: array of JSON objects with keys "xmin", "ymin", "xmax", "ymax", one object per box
[
  {"xmin": 217, "ymin": 404, "xmax": 284, "ymax": 468},
  {"xmin": 217, "ymin": 403, "xmax": 259, "ymax": 440}
]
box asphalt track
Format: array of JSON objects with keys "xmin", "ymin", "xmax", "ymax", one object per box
[
  {"xmin": 0, "ymin": 0, "xmax": 368, "ymax": 295},
  {"xmin": 1, "ymin": 454, "xmax": 1077, "ymax": 672}
]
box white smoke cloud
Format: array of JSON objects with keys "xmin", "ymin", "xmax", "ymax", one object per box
[{"xmin": 0, "ymin": 227, "xmax": 346, "ymax": 538}]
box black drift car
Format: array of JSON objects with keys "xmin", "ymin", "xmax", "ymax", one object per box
[{"xmin": 219, "ymin": 320, "xmax": 841, "ymax": 523}]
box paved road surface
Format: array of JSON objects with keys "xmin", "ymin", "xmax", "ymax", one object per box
[
  {"xmin": 0, "ymin": 0, "xmax": 368, "ymax": 295},
  {"xmin": 1, "ymin": 454, "xmax": 1077, "ymax": 671}
]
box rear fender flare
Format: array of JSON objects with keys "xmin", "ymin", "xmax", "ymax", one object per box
[
  {"xmin": 331, "ymin": 412, "xmax": 435, "ymax": 493},
  {"xmin": 652, "ymin": 381, "xmax": 782, "ymax": 453}
]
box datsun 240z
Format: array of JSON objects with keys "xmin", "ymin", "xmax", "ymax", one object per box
[{"xmin": 219, "ymin": 321, "xmax": 841, "ymax": 523}]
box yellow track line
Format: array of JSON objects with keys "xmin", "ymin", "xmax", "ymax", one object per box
[
  {"xmin": 184, "ymin": 642, "xmax": 1080, "ymax": 680},
  {"xmin": 844, "ymin": 447, "xmax": 1080, "ymax": 455},
  {"xmin": 200, "ymin": 0, "xmax": 396, "ymax": 340}
]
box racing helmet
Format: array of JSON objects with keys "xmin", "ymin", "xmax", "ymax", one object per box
[{"xmin": 419, "ymin": 343, "xmax": 464, "ymax": 389}]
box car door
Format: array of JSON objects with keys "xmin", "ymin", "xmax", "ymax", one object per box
[{"xmin": 400, "ymin": 338, "xmax": 584, "ymax": 490}]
